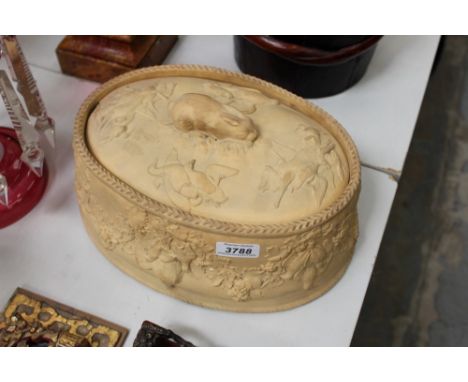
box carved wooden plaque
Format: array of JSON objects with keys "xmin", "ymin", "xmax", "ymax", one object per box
[{"xmin": 0, "ymin": 288, "xmax": 128, "ymax": 347}]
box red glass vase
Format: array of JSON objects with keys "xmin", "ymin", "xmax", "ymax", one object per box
[{"xmin": 0, "ymin": 126, "xmax": 48, "ymax": 229}]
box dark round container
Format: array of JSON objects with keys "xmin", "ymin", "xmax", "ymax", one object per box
[
  {"xmin": 272, "ymin": 35, "xmax": 369, "ymax": 51},
  {"xmin": 234, "ymin": 35, "xmax": 382, "ymax": 98}
]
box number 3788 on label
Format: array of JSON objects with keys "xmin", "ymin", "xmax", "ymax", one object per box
[{"xmin": 216, "ymin": 242, "xmax": 260, "ymax": 258}]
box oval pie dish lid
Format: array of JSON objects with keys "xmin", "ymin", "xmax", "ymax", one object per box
[{"xmin": 75, "ymin": 65, "xmax": 360, "ymax": 236}]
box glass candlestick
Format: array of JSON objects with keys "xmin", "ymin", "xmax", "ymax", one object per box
[{"xmin": 0, "ymin": 36, "xmax": 54, "ymax": 227}]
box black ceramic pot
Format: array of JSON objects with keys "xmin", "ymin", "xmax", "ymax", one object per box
[{"xmin": 234, "ymin": 35, "xmax": 382, "ymax": 98}]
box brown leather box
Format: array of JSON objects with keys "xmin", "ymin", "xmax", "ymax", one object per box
[{"xmin": 56, "ymin": 35, "xmax": 178, "ymax": 83}]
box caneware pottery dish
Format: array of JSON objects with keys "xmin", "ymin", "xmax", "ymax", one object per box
[
  {"xmin": 234, "ymin": 35, "xmax": 382, "ymax": 98},
  {"xmin": 73, "ymin": 65, "xmax": 361, "ymax": 312}
]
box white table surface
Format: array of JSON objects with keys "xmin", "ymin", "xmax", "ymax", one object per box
[{"xmin": 0, "ymin": 36, "xmax": 437, "ymax": 346}]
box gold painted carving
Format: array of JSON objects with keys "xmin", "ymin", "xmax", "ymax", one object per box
[{"xmin": 0, "ymin": 289, "xmax": 127, "ymax": 346}]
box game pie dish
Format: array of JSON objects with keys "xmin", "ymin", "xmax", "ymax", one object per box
[{"xmin": 73, "ymin": 65, "xmax": 361, "ymax": 312}]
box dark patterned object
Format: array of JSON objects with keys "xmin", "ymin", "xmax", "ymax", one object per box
[{"xmin": 133, "ymin": 321, "xmax": 194, "ymax": 347}]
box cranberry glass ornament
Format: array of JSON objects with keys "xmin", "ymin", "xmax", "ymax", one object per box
[{"xmin": 0, "ymin": 36, "xmax": 54, "ymax": 228}]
